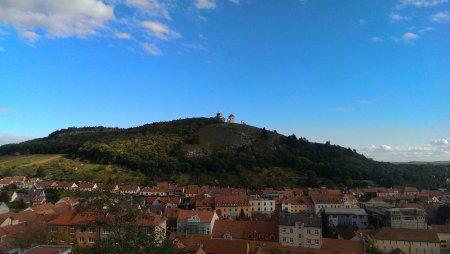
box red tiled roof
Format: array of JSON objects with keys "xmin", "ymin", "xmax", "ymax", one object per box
[
  {"xmin": 322, "ymin": 238, "xmax": 364, "ymax": 254},
  {"xmin": 371, "ymin": 228, "xmax": 440, "ymax": 243},
  {"xmin": 212, "ymin": 220, "xmax": 278, "ymax": 241}
]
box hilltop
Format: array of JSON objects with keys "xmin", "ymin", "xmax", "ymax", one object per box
[{"xmin": 0, "ymin": 117, "xmax": 448, "ymax": 189}]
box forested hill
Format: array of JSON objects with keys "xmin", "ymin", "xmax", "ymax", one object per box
[{"xmin": 0, "ymin": 117, "xmax": 448, "ymax": 189}]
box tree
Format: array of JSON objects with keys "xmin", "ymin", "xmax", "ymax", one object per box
[{"xmin": 73, "ymin": 192, "xmax": 187, "ymax": 254}]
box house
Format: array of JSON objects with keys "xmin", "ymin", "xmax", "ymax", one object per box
[
  {"xmin": 177, "ymin": 210, "xmax": 219, "ymax": 235},
  {"xmin": 176, "ymin": 235, "xmax": 250, "ymax": 254},
  {"xmin": 185, "ymin": 185, "xmax": 201, "ymax": 198},
  {"xmin": 140, "ymin": 186, "xmax": 166, "ymax": 196},
  {"xmin": 0, "ymin": 177, "xmax": 13, "ymax": 188},
  {"xmin": 323, "ymin": 208, "xmax": 368, "ymax": 229},
  {"xmin": 56, "ymin": 197, "xmax": 80, "ymax": 207},
  {"xmin": 366, "ymin": 207, "xmax": 427, "ymax": 229},
  {"xmin": 430, "ymin": 224, "xmax": 450, "ymax": 254},
  {"xmin": 310, "ymin": 194, "xmax": 343, "ymax": 213},
  {"xmin": 215, "ymin": 195, "xmax": 251, "ymax": 219},
  {"xmin": 6, "ymin": 191, "xmax": 18, "ymax": 203},
  {"xmin": 281, "ymin": 196, "xmax": 314, "ymax": 213},
  {"xmin": 249, "ymin": 198, "xmax": 275, "ymax": 215},
  {"xmin": 195, "ymin": 196, "xmax": 215, "ymax": 211},
  {"xmin": 278, "ymin": 212, "xmax": 322, "ymax": 249},
  {"xmin": 11, "ymin": 176, "xmax": 26, "ymax": 188},
  {"xmin": 370, "ymin": 228, "xmax": 440, "ymax": 254},
  {"xmin": 77, "ymin": 183, "xmax": 98, "ymax": 192},
  {"xmin": 0, "ymin": 203, "xmax": 10, "ymax": 214},
  {"xmin": 119, "ymin": 184, "xmax": 140, "ymax": 194}
]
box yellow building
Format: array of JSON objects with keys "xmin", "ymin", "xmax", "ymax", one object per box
[{"xmin": 215, "ymin": 195, "xmax": 250, "ymax": 219}]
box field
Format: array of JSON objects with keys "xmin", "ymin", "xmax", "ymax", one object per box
[{"xmin": 0, "ymin": 154, "xmax": 147, "ymax": 184}]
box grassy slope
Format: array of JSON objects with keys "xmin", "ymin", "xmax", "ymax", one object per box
[{"xmin": 0, "ymin": 155, "xmax": 145, "ymax": 184}]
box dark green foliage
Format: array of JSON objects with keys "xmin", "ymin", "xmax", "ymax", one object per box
[
  {"xmin": 0, "ymin": 191, "xmax": 9, "ymax": 203},
  {"xmin": 44, "ymin": 189, "xmax": 60, "ymax": 204},
  {"xmin": 0, "ymin": 117, "xmax": 448, "ymax": 189}
]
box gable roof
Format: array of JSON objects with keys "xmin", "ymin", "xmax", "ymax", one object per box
[{"xmin": 177, "ymin": 210, "xmax": 215, "ymax": 223}]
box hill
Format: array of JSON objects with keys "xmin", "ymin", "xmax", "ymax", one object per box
[{"xmin": 0, "ymin": 117, "xmax": 448, "ymax": 189}]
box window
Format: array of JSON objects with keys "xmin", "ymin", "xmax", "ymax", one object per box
[
  {"xmin": 282, "ymin": 228, "xmax": 286, "ymax": 233},
  {"xmin": 298, "ymin": 234, "xmax": 302, "ymax": 238},
  {"xmin": 307, "ymin": 229, "xmax": 311, "ymax": 234},
  {"xmin": 315, "ymin": 239, "xmax": 319, "ymax": 245},
  {"xmin": 89, "ymin": 227, "xmax": 96, "ymax": 233},
  {"xmin": 314, "ymin": 230, "xmax": 319, "ymax": 235},
  {"xmin": 307, "ymin": 239, "xmax": 311, "ymax": 244},
  {"xmin": 289, "ymin": 238, "xmax": 293, "ymax": 243},
  {"xmin": 79, "ymin": 237, "xmax": 85, "ymax": 243},
  {"xmin": 289, "ymin": 228, "xmax": 293, "ymax": 233},
  {"xmin": 88, "ymin": 237, "xmax": 96, "ymax": 243},
  {"xmin": 51, "ymin": 226, "xmax": 58, "ymax": 233},
  {"xmin": 103, "ymin": 227, "xmax": 111, "ymax": 234}
]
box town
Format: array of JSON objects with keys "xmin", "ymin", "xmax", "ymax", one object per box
[{"xmin": 0, "ymin": 176, "xmax": 448, "ymax": 254}]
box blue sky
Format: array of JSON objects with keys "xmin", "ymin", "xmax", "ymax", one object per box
[{"xmin": 0, "ymin": 0, "xmax": 449, "ymax": 162}]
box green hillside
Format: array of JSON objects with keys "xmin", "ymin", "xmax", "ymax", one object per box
[{"xmin": 0, "ymin": 117, "xmax": 448, "ymax": 189}]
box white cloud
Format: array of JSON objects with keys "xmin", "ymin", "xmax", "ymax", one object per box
[
  {"xmin": 0, "ymin": 0, "xmax": 114, "ymax": 39},
  {"xmin": 402, "ymin": 32, "xmax": 419, "ymax": 41},
  {"xmin": 115, "ymin": 32, "xmax": 132, "ymax": 39},
  {"xmin": 359, "ymin": 139, "xmax": 450, "ymax": 162},
  {"xmin": 141, "ymin": 21, "xmax": 180, "ymax": 40},
  {"xmin": 142, "ymin": 42, "xmax": 162, "ymax": 55},
  {"xmin": 228, "ymin": 0, "xmax": 240, "ymax": 4},
  {"xmin": 372, "ymin": 36, "xmax": 384, "ymax": 42},
  {"xmin": 390, "ymin": 13, "xmax": 410, "ymax": 22},
  {"xmin": 125, "ymin": 0, "xmax": 171, "ymax": 20},
  {"xmin": 0, "ymin": 133, "xmax": 33, "ymax": 145},
  {"xmin": 418, "ymin": 26, "xmax": 434, "ymax": 33},
  {"xmin": 195, "ymin": 0, "xmax": 217, "ymax": 9},
  {"xmin": 431, "ymin": 138, "xmax": 449, "ymax": 145},
  {"xmin": 20, "ymin": 30, "xmax": 40, "ymax": 41},
  {"xmin": 334, "ymin": 107, "xmax": 350, "ymax": 112},
  {"xmin": 0, "ymin": 46, "xmax": 4, "ymax": 52},
  {"xmin": 396, "ymin": 0, "xmax": 448, "ymax": 8},
  {"xmin": 431, "ymin": 11, "xmax": 450, "ymax": 23}
]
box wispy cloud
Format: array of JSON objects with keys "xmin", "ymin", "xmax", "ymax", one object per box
[
  {"xmin": 228, "ymin": 0, "xmax": 240, "ymax": 5},
  {"xmin": 390, "ymin": 13, "xmax": 411, "ymax": 22},
  {"xmin": 0, "ymin": 46, "xmax": 4, "ymax": 52},
  {"xmin": 371, "ymin": 36, "xmax": 384, "ymax": 42},
  {"xmin": 0, "ymin": 108, "xmax": 12, "ymax": 114},
  {"xmin": 396, "ymin": 0, "xmax": 448, "ymax": 8},
  {"xmin": 115, "ymin": 32, "xmax": 132, "ymax": 40},
  {"xmin": 418, "ymin": 27, "xmax": 434, "ymax": 33},
  {"xmin": 195, "ymin": 0, "xmax": 217, "ymax": 9},
  {"xmin": 125, "ymin": 0, "xmax": 171, "ymax": 20},
  {"xmin": 142, "ymin": 42, "xmax": 162, "ymax": 55},
  {"xmin": 334, "ymin": 107, "xmax": 350, "ymax": 112},
  {"xmin": 141, "ymin": 21, "xmax": 180, "ymax": 40},
  {"xmin": 20, "ymin": 31, "xmax": 40, "ymax": 42},
  {"xmin": 431, "ymin": 11, "xmax": 450, "ymax": 23}
]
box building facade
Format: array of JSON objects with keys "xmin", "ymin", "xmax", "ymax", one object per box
[{"xmin": 278, "ymin": 212, "xmax": 322, "ymax": 249}]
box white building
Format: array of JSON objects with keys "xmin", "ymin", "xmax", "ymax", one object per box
[
  {"xmin": 371, "ymin": 228, "xmax": 441, "ymax": 254},
  {"xmin": 250, "ymin": 198, "xmax": 275, "ymax": 215}
]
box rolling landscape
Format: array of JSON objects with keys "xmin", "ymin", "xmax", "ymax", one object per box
[{"xmin": 1, "ymin": 117, "xmax": 448, "ymax": 190}]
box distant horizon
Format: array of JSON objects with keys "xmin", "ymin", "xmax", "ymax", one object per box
[
  {"xmin": 0, "ymin": 114, "xmax": 448, "ymax": 163},
  {"xmin": 1, "ymin": 0, "xmax": 448, "ymax": 162}
]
